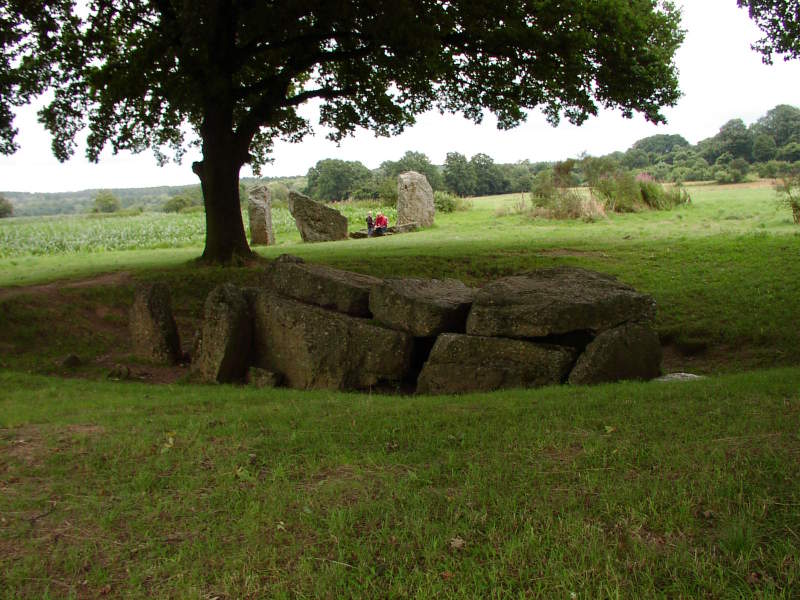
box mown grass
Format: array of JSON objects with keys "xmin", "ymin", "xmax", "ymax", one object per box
[
  {"xmin": 3, "ymin": 182, "xmax": 797, "ymax": 374},
  {"xmin": 2, "ymin": 180, "xmax": 800, "ymax": 596},
  {"xmin": 2, "ymin": 369, "xmax": 799, "ymax": 597}
]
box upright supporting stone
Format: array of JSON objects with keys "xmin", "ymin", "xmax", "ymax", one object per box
[
  {"xmin": 248, "ymin": 185, "xmax": 275, "ymax": 246},
  {"xmin": 129, "ymin": 283, "xmax": 181, "ymax": 364},
  {"xmin": 192, "ymin": 283, "xmax": 252, "ymax": 383},
  {"xmin": 397, "ymin": 171, "xmax": 434, "ymax": 227}
]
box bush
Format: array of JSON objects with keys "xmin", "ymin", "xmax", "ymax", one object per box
[
  {"xmin": 163, "ymin": 195, "xmax": 196, "ymax": 213},
  {"xmin": 0, "ymin": 195, "xmax": 13, "ymax": 218},
  {"xmin": 713, "ymin": 167, "xmax": 744, "ymax": 184},
  {"xmin": 639, "ymin": 180, "xmax": 691, "ymax": 210},
  {"xmin": 776, "ymin": 170, "xmax": 800, "ymax": 223},
  {"xmin": 591, "ymin": 171, "xmax": 641, "ymax": 212},
  {"xmin": 432, "ymin": 190, "xmax": 471, "ymax": 213},
  {"xmin": 92, "ymin": 190, "xmax": 121, "ymax": 213},
  {"xmin": 530, "ymin": 170, "xmax": 557, "ymax": 207}
]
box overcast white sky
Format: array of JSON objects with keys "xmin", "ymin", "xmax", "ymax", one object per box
[{"xmin": 2, "ymin": 0, "xmax": 799, "ymax": 193}]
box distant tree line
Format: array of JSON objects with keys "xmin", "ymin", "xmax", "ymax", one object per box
[
  {"xmin": 302, "ymin": 104, "xmax": 800, "ymax": 202},
  {"xmin": 603, "ymin": 104, "xmax": 800, "ymax": 184},
  {"xmin": 304, "ymin": 150, "xmax": 551, "ymax": 202}
]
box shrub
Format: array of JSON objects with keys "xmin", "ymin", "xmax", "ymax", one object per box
[
  {"xmin": 530, "ymin": 170, "xmax": 557, "ymax": 207},
  {"xmin": 591, "ymin": 171, "xmax": 641, "ymax": 212},
  {"xmin": 639, "ymin": 180, "xmax": 691, "ymax": 210},
  {"xmin": 713, "ymin": 167, "xmax": 744, "ymax": 184},
  {"xmin": 0, "ymin": 195, "xmax": 13, "ymax": 218},
  {"xmin": 433, "ymin": 190, "xmax": 471, "ymax": 213},
  {"xmin": 434, "ymin": 190, "xmax": 457, "ymax": 212},
  {"xmin": 776, "ymin": 170, "xmax": 800, "ymax": 223},
  {"xmin": 92, "ymin": 190, "xmax": 121, "ymax": 213},
  {"xmin": 163, "ymin": 195, "xmax": 196, "ymax": 213}
]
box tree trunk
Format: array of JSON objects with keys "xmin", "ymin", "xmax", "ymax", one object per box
[{"xmin": 194, "ymin": 112, "xmax": 254, "ymax": 263}]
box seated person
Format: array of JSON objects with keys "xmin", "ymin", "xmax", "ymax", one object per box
[{"xmin": 374, "ymin": 212, "xmax": 388, "ymax": 234}]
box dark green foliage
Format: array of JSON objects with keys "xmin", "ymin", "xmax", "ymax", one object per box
[
  {"xmin": 632, "ymin": 134, "xmax": 690, "ymax": 156},
  {"xmin": 622, "ymin": 148, "xmax": 650, "ymax": 169},
  {"xmin": 470, "ymin": 153, "xmax": 508, "ymax": 196},
  {"xmin": 380, "ymin": 151, "xmax": 443, "ymax": 191},
  {"xmin": 163, "ymin": 194, "xmax": 198, "ymax": 213},
  {"xmin": 443, "ymin": 152, "xmax": 477, "ymax": 197},
  {"xmin": 752, "ymin": 105, "xmax": 800, "ymax": 147},
  {"xmin": 92, "ymin": 190, "xmax": 121, "ymax": 213},
  {"xmin": 752, "ymin": 133, "xmax": 778, "ymax": 162},
  {"xmin": 776, "ymin": 142, "xmax": 800, "ymax": 163},
  {"xmin": 305, "ymin": 159, "xmax": 372, "ymax": 201},
  {"xmin": 0, "ymin": 0, "xmax": 76, "ymax": 155},
  {"xmin": 698, "ymin": 119, "xmax": 754, "ymax": 163},
  {"xmin": 0, "ymin": 195, "xmax": 13, "ymax": 218},
  {"xmin": 738, "ymin": 0, "xmax": 800, "ymax": 61}
]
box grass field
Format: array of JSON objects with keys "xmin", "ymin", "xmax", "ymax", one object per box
[{"xmin": 2, "ymin": 180, "xmax": 800, "ymax": 597}]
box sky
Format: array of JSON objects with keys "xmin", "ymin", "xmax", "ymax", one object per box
[{"xmin": 2, "ymin": 0, "xmax": 799, "ymax": 193}]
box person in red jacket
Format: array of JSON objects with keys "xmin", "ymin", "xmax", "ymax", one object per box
[{"xmin": 374, "ymin": 212, "xmax": 388, "ymax": 235}]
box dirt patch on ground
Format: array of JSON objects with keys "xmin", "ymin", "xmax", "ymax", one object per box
[
  {"xmin": 0, "ymin": 424, "xmax": 106, "ymax": 466},
  {"xmin": 0, "ymin": 271, "xmax": 133, "ymax": 303},
  {"xmin": 685, "ymin": 179, "xmax": 776, "ymax": 191},
  {"xmin": 0, "ymin": 270, "xmax": 195, "ymax": 384},
  {"xmin": 535, "ymin": 248, "xmax": 609, "ymax": 259}
]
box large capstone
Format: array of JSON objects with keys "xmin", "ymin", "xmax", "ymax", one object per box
[
  {"xmin": 248, "ymin": 185, "xmax": 275, "ymax": 246},
  {"xmin": 262, "ymin": 259, "xmax": 381, "ymax": 317},
  {"xmin": 250, "ymin": 290, "xmax": 413, "ymax": 390},
  {"xmin": 467, "ymin": 267, "xmax": 656, "ymax": 339},
  {"xmin": 288, "ymin": 191, "xmax": 348, "ymax": 242},
  {"xmin": 192, "ymin": 283, "xmax": 252, "ymax": 383},
  {"xmin": 417, "ymin": 334, "xmax": 575, "ymax": 395},
  {"xmin": 397, "ymin": 171, "xmax": 434, "ymax": 227},
  {"xmin": 369, "ymin": 278, "xmax": 476, "ymax": 336},
  {"xmin": 129, "ymin": 282, "xmax": 181, "ymax": 364},
  {"xmin": 568, "ymin": 322, "xmax": 662, "ymax": 385}
]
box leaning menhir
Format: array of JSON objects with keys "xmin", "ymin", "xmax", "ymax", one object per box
[{"xmin": 288, "ymin": 191, "xmax": 348, "ymax": 242}]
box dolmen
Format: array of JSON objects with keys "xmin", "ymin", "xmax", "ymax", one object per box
[{"xmin": 186, "ymin": 257, "xmax": 662, "ymax": 394}]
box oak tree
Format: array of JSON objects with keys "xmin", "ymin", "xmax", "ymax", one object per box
[
  {"xmin": 6, "ymin": 0, "xmax": 684, "ymax": 262},
  {"xmin": 738, "ymin": 0, "xmax": 800, "ymax": 62}
]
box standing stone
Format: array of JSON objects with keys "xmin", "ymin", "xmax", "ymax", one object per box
[
  {"xmin": 369, "ymin": 278, "xmax": 476, "ymax": 336},
  {"xmin": 129, "ymin": 283, "xmax": 181, "ymax": 364},
  {"xmin": 248, "ymin": 185, "xmax": 275, "ymax": 246},
  {"xmin": 192, "ymin": 283, "xmax": 252, "ymax": 383},
  {"xmin": 288, "ymin": 191, "xmax": 348, "ymax": 242},
  {"xmin": 397, "ymin": 171, "xmax": 434, "ymax": 227},
  {"xmin": 417, "ymin": 334, "xmax": 575, "ymax": 395},
  {"xmin": 568, "ymin": 322, "xmax": 662, "ymax": 385},
  {"xmin": 250, "ymin": 290, "xmax": 413, "ymax": 391},
  {"xmin": 466, "ymin": 267, "xmax": 656, "ymax": 339}
]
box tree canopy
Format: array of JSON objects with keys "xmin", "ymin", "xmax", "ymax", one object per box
[
  {"xmin": 306, "ymin": 159, "xmax": 372, "ymax": 201},
  {"xmin": 7, "ymin": 0, "xmax": 684, "ymax": 261},
  {"xmin": 738, "ymin": 0, "xmax": 800, "ymax": 62}
]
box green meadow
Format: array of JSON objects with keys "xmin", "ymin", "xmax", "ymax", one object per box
[{"xmin": 2, "ymin": 181, "xmax": 800, "ymax": 597}]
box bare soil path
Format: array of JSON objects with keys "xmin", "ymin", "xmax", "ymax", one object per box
[{"xmin": 0, "ymin": 271, "xmax": 133, "ymax": 302}]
